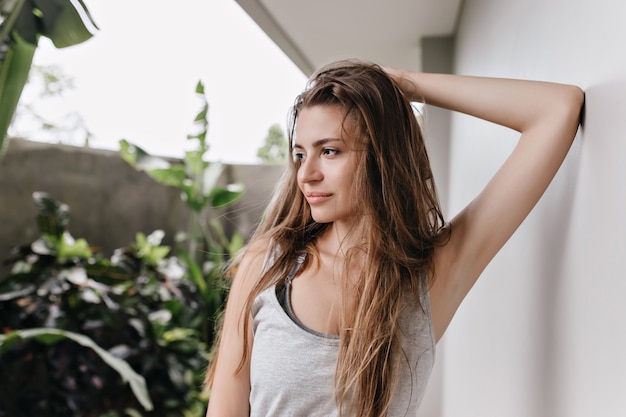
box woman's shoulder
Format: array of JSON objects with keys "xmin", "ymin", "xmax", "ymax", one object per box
[
  {"xmin": 223, "ymin": 237, "xmax": 271, "ymax": 294},
  {"xmin": 244, "ymin": 237, "xmax": 272, "ymax": 260}
]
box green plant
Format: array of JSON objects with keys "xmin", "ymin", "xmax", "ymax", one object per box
[
  {"xmin": 0, "ymin": 328, "xmax": 153, "ymax": 412},
  {"xmin": 0, "ymin": 79, "xmax": 246, "ymax": 415},
  {"xmin": 119, "ymin": 80, "xmax": 244, "ymax": 337},
  {"xmin": 0, "ymin": 0, "xmax": 98, "ymax": 159},
  {"xmin": 0, "ymin": 193, "xmax": 216, "ymax": 416}
]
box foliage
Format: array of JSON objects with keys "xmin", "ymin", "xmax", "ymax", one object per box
[
  {"xmin": 119, "ymin": 81, "xmax": 243, "ymax": 213},
  {"xmin": 119, "ymin": 82, "xmax": 245, "ymax": 375},
  {"xmin": 256, "ymin": 123, "xmax": 287, "ymax": 163},
  {"xmin": 0, "ymin": 0, "xmax": 97, "ymax": 160},
  {"xmin": 0, "ymin": 328, "xmax": 153, "ymax": 411},
  {"xmin": 119, "ymin": 79, "xmax": 244, "ymax": 278},
  {"xmin": 0, "ymin": 77, "xmax": 246, "ymax": 416},
  {"xmin": 0, "ymin": 193, "xmax": 216, "ymax": 416}
]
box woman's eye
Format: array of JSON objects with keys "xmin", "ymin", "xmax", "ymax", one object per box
[
  {"xmin": 293, "ymin": 152, "xmax": 305, "ymax": 161},
  {"xmin": 323, "ymin": 148, "xmax": 339, "ymax": 156}
]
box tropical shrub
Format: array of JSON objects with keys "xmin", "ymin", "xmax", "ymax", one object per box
[
  {"xmin": 0, "ymin": 192, "xmax": 230, "ymax": 416},
  {"xmin": 119, "ymin": 79, "xmax": 245, "ymax": 342},
  {"xmin": 0, "ymin": 75, "xmax": 245, "ymax": 417}
]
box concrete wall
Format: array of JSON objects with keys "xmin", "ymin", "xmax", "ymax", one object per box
[
  {"xmin": 415, "ymin": 36, "xmax": 456, "ymax": 417},
  {"xmin": 438, "ymin": 0, "xmax": 626, "ymax": 416},
  {"xmin": 0, "ymin": 138, "xmax": 283, "ymax": 274}
]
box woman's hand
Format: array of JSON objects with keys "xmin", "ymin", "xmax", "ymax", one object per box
[{"xmin": 383, "ymin": 67, "xmax": 423, "ymax": 102}]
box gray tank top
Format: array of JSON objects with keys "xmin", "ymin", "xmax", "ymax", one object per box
[{"xmin": 249, "ymin": 251, "xmax": 435, "ymax": 416}]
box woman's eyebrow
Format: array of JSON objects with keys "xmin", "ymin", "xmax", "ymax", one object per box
[{"xmin": 293, "ymin": 138, "xmax": 342, "ymax": 149}]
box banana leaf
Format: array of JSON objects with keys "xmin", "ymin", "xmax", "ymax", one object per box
[
  {"xmin": 0, "ymin": 0, "xmax": 98, "ymax": 160},
  {"xmin": 0, "ymin": 327, "xmax": 154, "ymax": 411}
]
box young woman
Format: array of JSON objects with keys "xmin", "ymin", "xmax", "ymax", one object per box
[{"xmin": 205, "ymin": 60, "xmax": 584, "ymax": 416}]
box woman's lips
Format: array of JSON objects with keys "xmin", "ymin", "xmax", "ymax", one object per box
[{"xmin": 304, "ymin": 192, "xmax": 332, "ymax": 204}]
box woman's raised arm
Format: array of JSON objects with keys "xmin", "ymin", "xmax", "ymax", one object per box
[{"xmin": 386, "ymin": 69, "xmax": 584, "ymax": 341}]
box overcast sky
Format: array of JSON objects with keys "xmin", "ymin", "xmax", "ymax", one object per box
[{"xmin": 15, "ymin": 0, "xmax": 307, "ymax": 164}]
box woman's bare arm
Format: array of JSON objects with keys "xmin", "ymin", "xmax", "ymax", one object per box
[
  {"xmin": 386, "ymin": 69, "xmax": 584, "ymax": 341},
  {"xmin": 205, "ymin": 241, "xmax": 268, "ymax": 416}
]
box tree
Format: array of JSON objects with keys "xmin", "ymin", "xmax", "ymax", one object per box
[{"xmin": 256, "ymin": 123, "xmax": 287, "ymax": 163}]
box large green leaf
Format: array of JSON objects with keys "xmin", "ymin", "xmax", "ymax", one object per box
[
  {"xmin": 209, "ymin": 183, "xmax": 244, "ymax": 208},
  {"xmin": 0, "ymin": 328, "xmax": 154, "ymax": 411},
  {"xmin": 0, "ymin": 0, "xmax": 98, "ymax": 159},
  {"xmin": 119, "ymin": 138, "xmax": 170, "ymax": 169},
  {"xmin": 6, "ymin": 0, "xmax": 98, "ymax": 48},
  {"xmin": 0, "ymin": 31, "xmax": 35, "ymax": 157},
  {"xmin": 145, "ymin": 166, "xmax": 188, "ymax": 188},
  {"xmin": 120, "ymin": 139, "xmax": 189, "ymax": 187},
  {"xmin": 31, "ymin": 0, "xmax": 99, "ymax": 48}
]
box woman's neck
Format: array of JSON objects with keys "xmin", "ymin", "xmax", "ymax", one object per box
[{"xmin": 316, "ymin": 222, "xmax": 367, "ymax": 260}]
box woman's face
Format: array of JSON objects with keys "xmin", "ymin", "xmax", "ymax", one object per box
[{"xmin": 294, "ymin": 104, "xmax": 359, "ymax": 228}]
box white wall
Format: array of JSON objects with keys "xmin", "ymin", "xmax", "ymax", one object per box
[{"xmin": 440, "ymin": 0, "xmax": 626, "ymax": 416}]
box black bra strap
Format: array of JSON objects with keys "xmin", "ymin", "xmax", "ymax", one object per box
[{"xmin": 285, "ymin": 253, "xmax": 306, "ymax": 284}]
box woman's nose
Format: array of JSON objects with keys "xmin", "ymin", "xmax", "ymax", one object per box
[{"xmin": 298, "ymin": 158, "xmax": 323, "ymax": 183}]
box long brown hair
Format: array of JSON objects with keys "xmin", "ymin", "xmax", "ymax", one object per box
[{"xmin": 208, "ymin": 60, "xmax": 448, "ymax": 416}]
